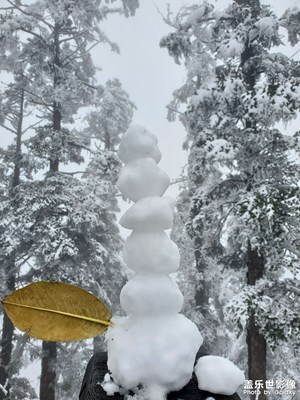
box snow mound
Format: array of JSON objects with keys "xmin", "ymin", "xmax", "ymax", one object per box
[
  {"xmin": 120, "ymin": 274, "xmax": 183, "ymax": 315},
  {"xmin": 117, "ymin": 158, "xmax": 170, "ymax": 202},
  {"xmin": 123, "ymin": 231, "xmax": 180, "ymax": 273},
  {"xmin": 118, "ymin": 125, "xmax": 162, "ymax": 164},
  {"xmin": 107, "ymin": 315, "xmax": 203, "ymax": 398},
  {"xmin": 195, "ymin": 355, "xmax": 245, "ymax": 396},
  {"xmin": 120, "ymin": 196, "xmax": 175, "ymax": 231}
]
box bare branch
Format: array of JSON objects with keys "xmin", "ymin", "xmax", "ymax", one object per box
[
  {"xmin": 61, "ymin": 38, "xmax": 89, "ymax": 66},
  {"xmin": 59, "ymin": 171, "xmax": 90, "ymax": 175},
  {"xmin": 0, "ymin": 124, "xmax": 17, "ymax": 135},
  {"xmin": 169, "ymin": 177, "xmax": 187, "ymax": 186},
  {"xmin": 23, "ymin": 119, "xmax": 45, "ymax": 133},
  {"xmin": 23, "ymin": 89, "xmax": 52, "ymax": 112},
  {"xmin": 166, "ymin": 106, "xmax": 185, "ymax": 116},
  {"xmin": 59, "ymin": 30, "xmax": 89, "ymax": 44}
]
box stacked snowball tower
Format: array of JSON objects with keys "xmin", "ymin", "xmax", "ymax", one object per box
[{"xmin": 105, "ymin": 125, "xmax": 245, "ymax": 400}]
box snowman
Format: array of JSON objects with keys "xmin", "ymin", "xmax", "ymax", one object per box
[{"xmin": 105, "ymin": 125, "xmax": 203, "ymax": 400}]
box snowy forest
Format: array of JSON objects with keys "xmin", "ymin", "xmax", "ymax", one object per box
[{"xmin": 0, "ymin": 0, "xmax": 300, "ymax": 400}]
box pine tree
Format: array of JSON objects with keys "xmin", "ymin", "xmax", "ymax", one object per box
[
  {"xmin": 0, "ymin": 70, "xmax": 37, "ymax": 398},
  {"xmin": 161, "ymin": 1, "xmax": 300, "ymax": 398},
  {"xmin": 0, "ymin": 1, "xmax": 139, "ymax": 398}
]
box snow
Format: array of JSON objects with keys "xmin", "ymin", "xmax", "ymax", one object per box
[
  {"xmin": 122, "ymin": 231, "xmax": 180, "ymax": 274},
  {"xmin": 118, "ymin": 125, "xmax": 162, "ymax": 164},
  {"xmin": 120, "ymin": 196, "xmax": 175, "ymax": 231},
  {"xmin": 117, "ymin": 157, "xmax": 170, "ymax": 202},
  {"xmin": 217, "ymin": 36, "xmax": 244, "ymax": 59},
  {"xmin": 101, "ymin": 373, "xmax": 120, "ymax": 396},
  {"xmin": 107, "ymin": 315, "xmax": 202, "ymax": 395},
  {"xmin": 254, "ymin": 16, "xmax": 277, "ymax": 39},
  {"xmin": 106, "ymin": 125, "xmax": 203, "ymax": 399},
  {"xmin": 186, "ymin": 4, "xmax": 214, "ymax": 25},
  {"xmin": 120, "ymin": 274, "xmax": 184, "ymax": 315},
  {"xmin": 186, "ymin": 7, "xmax": 205, "ymax": 25},
  {"xmin": 204, "ymin": 139, "xmax": 235, "ymax": 160},
  {"xmin": 195, "ymin": 356, "xmax": 245, "ymax": 396}
]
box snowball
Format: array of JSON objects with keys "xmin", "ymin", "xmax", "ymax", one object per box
[
  {"xmin": 117, "ymin": 158, "xmax": 170, "ymax": 202},
  {"xmin": 106, "ymin": 314, "xmax": 203, "ymax": 396},
  {"xmin": 123, "ymin": 231, "xmax": 180, "ymax": 273},
  {"xmin": 195, "ymin": 356, "xmax": 245, "ymax": 396},
  {"xmin": 120, "ymin": 274, "xmax": 183, "ymax": 315},
  {"xmin": 120, "ymin": 196, "xmax": 175, "ymax": 231},
  {"xmin": 118, "ymin": 125, "xmax": 162, "ymax": 164}
]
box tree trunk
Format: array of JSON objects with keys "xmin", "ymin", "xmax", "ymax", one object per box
[
  {"xmin": 40, "ymin": 342, "xmax": 57, "ymax": 400},
  {"xmin": 40, "ymin": 21, "xmax": 61, "ymax": 400},
  {"xmin": 0, "ymin": 87, "xmax": 24, "ymax": 399},
  {"xmin": 246, "ymin": 241, "xmax": 266, "ymax": 400},
  {"xmin": 0, "ymin": 272, "xmax": 15, "ymax": 400},
  {"xmin": 189, "ymin": 140, "xmax": 212, "ymax": 353},
  {"xmin": 239, "ymin": 1, "xmax": 267, "ymax": 394}
]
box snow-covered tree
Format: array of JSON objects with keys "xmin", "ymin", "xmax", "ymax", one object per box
[
  {"xmin": 161, "ymin": 1, "xmax": 300, "ymax": 398},
  {"xmin": 0, "ymin": 70, "xmax": 39, "ymax": 399},
  {"xmin": 0, "ymin": 1, "xmax": 139, "ymax": 398}
]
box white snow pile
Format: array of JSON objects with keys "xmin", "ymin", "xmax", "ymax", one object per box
[
  {"xmin": 195, "ymin": 356, "xmax": 245, "ymax": 396},
  {"xmin": 106, "ymin": 125, "xmax": 203, "ymax": 400},
  {"xmin": 105, "ymin": 125, "xmax": 244, "ymax": 400}
]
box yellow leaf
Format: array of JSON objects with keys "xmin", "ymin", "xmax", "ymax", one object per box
[{"xmin": 1, "ymin": 281, "xmax": 112, "ymax": 342}]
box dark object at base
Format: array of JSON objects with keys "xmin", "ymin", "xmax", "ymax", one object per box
[{"xmin": 79, "ymin": 352, "xmax": 241, "ymax": 400}]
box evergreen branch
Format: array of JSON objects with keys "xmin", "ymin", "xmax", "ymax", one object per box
[{"xmin": 6, "ymin": 0, "xmax": 54, "ymax": 31}]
